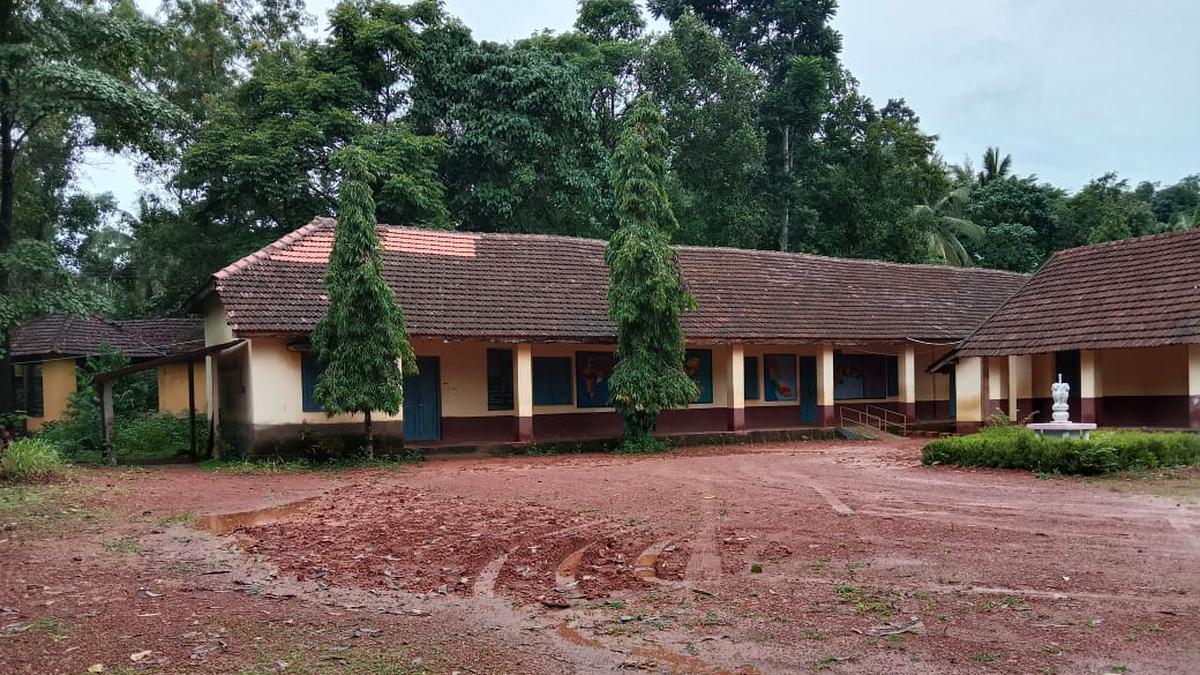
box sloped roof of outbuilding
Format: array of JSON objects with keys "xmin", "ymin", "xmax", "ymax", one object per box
[
  {"xmin": 202, "ymin": 217, "xmax": 1028, "ymax": 343},
  {"xmin": 8, "ymin": 315, "xmax": 204, "ymax": 361},
  {"xmin": 942, "ymin": 227, "xmax": 1200, "ymax": 361}
]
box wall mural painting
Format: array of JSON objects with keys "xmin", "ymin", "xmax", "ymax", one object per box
[
  {"xmin": 764, "ymin": 354, "xmax": 798, "ymax": 401},
  {"xmin": 575, "ymin": 351, "xmax": 615, "ymax": 408},
  {"xmin": 684, "ymin": 349, "xmax": 714, "ymax": 404}
]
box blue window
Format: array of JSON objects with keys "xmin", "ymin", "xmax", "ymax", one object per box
[
  {"xmin": 744, "ymin": 356, "xmax": 760, "ymax": 400},
  {"xmin": 301, "ymin": 351, "xmax": 324, "ymax": 412},
  {"xmin": 487, "ymin": 348, "xmax": 514, "ymax": 411},
  {"xmin": 684, "ymin": 349, "xmax": 713, "ymax": 404},
  {"xmin": 533, "ymin": 357, "xmax": 573, "ymax": 405}
]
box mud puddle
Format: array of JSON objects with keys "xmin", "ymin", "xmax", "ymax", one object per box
[{"xmin": 194, "ymin": 496, "xmax": 319, "ymax": 535}]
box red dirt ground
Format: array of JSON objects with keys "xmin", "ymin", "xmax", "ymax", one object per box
[{"xmin": 2, "ymin": 440, "xmax": 1198, "ymax": 673}]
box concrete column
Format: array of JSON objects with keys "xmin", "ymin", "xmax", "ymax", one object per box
[
  {"xmin": 1189, "ymin": 344, "xmax": 1200, "ymax": 430},
  {"xmin": 1079, "ymin": 350, "xmax": 1102, "ymax": 424},
  {"xmin": 817, "ymin": 345, "xmax": 836, "ymax": 426},
  {"xmin": 727, "ymin": 344, "xmax": 746, "ymax": 432},
  {"xmin": 898, "ymin": 345, "xmax": 917, "ymax": 420},
  {"xmin": 1008, "ymin": 355, "xmax": 1033, "ymax": 420},
  {"xmin": 955, "ymin": 357, "xmax": 985, "ymax": 434},
  {"xmin": 514, "ymin": 344, "xmax": 533, "ymax": 442}
]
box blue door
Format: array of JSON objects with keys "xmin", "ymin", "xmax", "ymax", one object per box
[
  {"xmin": 404, "ymin": 356, "xmax": 441, "ymax": 441},
  {"xmin": 949, "ymin": 369, "xmax": 957, "ymax": 419},
  {"xmin": 799, "ymin": 356, "xmax": 817, "ymax": 424}
]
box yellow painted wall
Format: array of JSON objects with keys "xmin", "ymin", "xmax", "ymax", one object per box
[
  {"xmin": 954, "ymin": 357, "xmax": 984, "ymax": 423},
  {"xmin": 1099, "ymin": 345, "xmax": 1188, "ymax": 396},
  {"xmin": 25, "ymin": 359, "xmax": 77, "ymax": 431},
  {"xmin": 157, "ymin": 362, "xmax": 208, "ymax": 414},
  {"xmin": 1032, "ymin": 352, "xmax": 1056, "ymax": 398},
  {"xmin": 987, "ymin": 356, "xmax": 1008, "ymax": 402},
  {"xmin": 915, "ymin": 346, "xmax": 953, "ymax": 403}
]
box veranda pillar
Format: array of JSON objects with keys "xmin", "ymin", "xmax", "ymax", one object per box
[
  {"xmin": 898, "ymin": 345, "xmax": 917, "ymax": 420},
  {"xmin": 727, "ymin": 344, "xmax": 745, "ymax": 432},
  {"xmin": 817, "ymin": 345, "xmax": 836, "ymax": 426},
  {"xmin": 514, "ymin": 344, "xmax": 533, "ymax": 442}
]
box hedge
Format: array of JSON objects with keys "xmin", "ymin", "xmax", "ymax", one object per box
[{"xmin": 921, "ymin": 427, "xmax": 1200, "ymax": 475}]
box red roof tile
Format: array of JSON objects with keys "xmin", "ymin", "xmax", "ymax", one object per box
[
  {"xmin": 209, "ymin": 218, "xmax": 1028, "ymax": 343},
  {"xmin": 8, "ymin": 315, "xmax": 204, "ymax": 361},
  {"xmin": 948, "ymin": 228, "xmax": 1200, "ymax": 358}
]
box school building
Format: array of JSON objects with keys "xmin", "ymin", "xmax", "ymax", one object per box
[{"xmin": 187, "ymin": 217, "xmax": 1028, "ymax": 454}]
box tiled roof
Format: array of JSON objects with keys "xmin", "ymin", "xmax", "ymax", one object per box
[
  {"xmin": 208, "ymin": 217, "xmax": 1029, "ymax": 343},
  {"xmin": 8, "ymin": 315, "xmax": 204, "ymax": 361},
  {"xmin": 949, "ymin": 228, "xmax": 1200, "ymax": 358}
]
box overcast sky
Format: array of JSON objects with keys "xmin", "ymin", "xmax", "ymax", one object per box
[{"xmin": 85, "ymin": 0, "xmax": 1199, "ymax": 212}]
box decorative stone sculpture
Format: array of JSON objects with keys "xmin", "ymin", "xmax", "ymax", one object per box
[
  {"xmin": 1051, "ymin": 374, "xmax": 1070, "ymax": 423},
  {"xmin": 1027, "ymin": 373, "xmax": 1095, "ymax": 439}
]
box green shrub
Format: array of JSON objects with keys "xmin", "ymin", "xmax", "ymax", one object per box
[
  {"xmin": 115, "ymin": 412, "xmax": 207, "ymax": 461},
  {"xmin": 38, "ymin": 348, "xmax": 159, "ymax": 461},
  {"xmin": 1, "ymin": 438, "xmax": 67, "ymax": 483},
  {"xmin": 922, "ymin": 427, "xmax": 1200, "ymax": 475},
  {"xmin": 44, "ymin": 410, "xmax": 208, "ymax": 464}
]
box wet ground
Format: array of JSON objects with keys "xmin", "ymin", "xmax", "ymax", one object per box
[{"xmin": 2, "ymin": 440, "xmax": 1198, "ymax": 673}]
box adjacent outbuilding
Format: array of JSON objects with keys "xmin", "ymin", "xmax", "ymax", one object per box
[
  {"xmin": 933, "ymin": 228, "xmax": 1200, "ymax": 432},
  {"xmin": 7, "ymin": 315, "xmax": 207, "ymax": 430}
]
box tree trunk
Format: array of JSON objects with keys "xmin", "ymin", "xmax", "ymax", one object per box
[
  {"xmin": 364, "ymin": 409, "xmax": 374, "ymax": 460},
  {"xmin": 0, "ymin": 111, "xmax": 14, "ymax": 413},
  {"xmin": 778, "ymin": 124, "xmax": 791, "ymax": 251}
]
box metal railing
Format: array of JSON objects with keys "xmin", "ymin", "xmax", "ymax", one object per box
[{"xmin": 839, "ymin": 404, "xmax": 908, "ymax": 437}]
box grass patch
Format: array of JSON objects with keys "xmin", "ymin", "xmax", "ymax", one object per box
[
  {"xmin": 200, "ymin": 451, "xmax": 424, "ymax": 475},
  {"xmin": 157, "ymin": 513, "xmax": 195, "ymax": 525},
  {"xmin": 1, "ymin": 438, "xmax": 68, "ymax": 483},
  {"xmin": 922, "ymin": 427, "xmax": 1200, "ymax": 475},
  {"xmin": 103, "ymin": 539, "xmax": 143, "ymax": 554}
]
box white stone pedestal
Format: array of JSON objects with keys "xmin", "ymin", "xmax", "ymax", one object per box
[{"xmin": 1027, "ymin": 422, "xmax": 1097, "ymax": 440}]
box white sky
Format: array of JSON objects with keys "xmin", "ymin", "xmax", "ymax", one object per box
[{"xmin": 83, "ymin": 0, "xmax": 1200, "ymax": 213}]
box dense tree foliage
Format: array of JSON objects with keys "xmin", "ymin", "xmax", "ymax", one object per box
[
  {"xmin": 605, "ymin": 96, "xmax": 697, "ymax": 452},
  {"xmin": 2, "ymin": 0, "xmax": 1197, "ymax": 344}
]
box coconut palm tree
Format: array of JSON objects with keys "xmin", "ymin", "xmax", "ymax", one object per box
[
  {"xmin": 978, "ymin": 146, "xmax": 1012, "ymax": 184},
  {"xmin": 911, "ymin": 186, "xmax": 986, "ymax": 266}
]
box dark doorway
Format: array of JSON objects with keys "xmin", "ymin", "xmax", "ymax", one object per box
[{"xmin": 1054, "ymin": 350, "xmax": 1081, "ymax": 418}]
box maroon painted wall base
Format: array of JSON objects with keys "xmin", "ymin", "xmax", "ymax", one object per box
[
  {"xmin": 745, "ymin": 405, "xmax": 803, "ymax": 429},
  {"xmin": 818, "ymin": 404, "xmax": 836, "ymax": 427},
  {"xmin": 516, "ymin": 415, "xmax": 533, "ymax": 442},
  {"xmin": 441, "ymin": 416, "xmax": 515, "ymax": 444},
  {"xmin": 657, "ymin": 408, "xmax": 730, "ymax": 435},
  {"xmin": 956, "ymin": 421, "xmax": 983, "ymax": 435},
  {"xmin": 729, "ymin": 407, "xmax": 746, "ymax": 432},
  {"xmin": 916, "ymin": 400, "xmax": 952, "ymax": 421}
]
